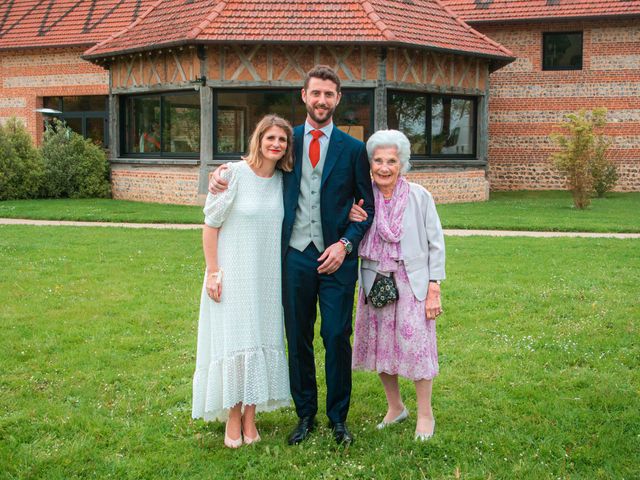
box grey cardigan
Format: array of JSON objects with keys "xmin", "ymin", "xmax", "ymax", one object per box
[{"xmin": 358, "ymin": 182, "xmax": 446, "ymax": 301}]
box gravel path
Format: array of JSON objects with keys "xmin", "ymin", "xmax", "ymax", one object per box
[
  {"xmin": 2, "ymin": 218, "xmax": 638, "ymax": 238},
  {"xmin": 0, "ymin": 218, "xmax": 200, "ymax": 230}
]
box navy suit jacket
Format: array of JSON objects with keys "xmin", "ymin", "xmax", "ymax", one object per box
[{"xmin": 282, "ymin": 125, "xmax": 375, "ymax": 285}]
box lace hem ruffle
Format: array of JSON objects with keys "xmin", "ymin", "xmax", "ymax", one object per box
[{"xmin": 192, "ymin": 346, "xmax": 291, "ymax": 422}]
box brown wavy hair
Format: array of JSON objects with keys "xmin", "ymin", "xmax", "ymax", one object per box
[
  {"xmin": 243, "ymin": 114, "xmax": 294, "ymax": 172},
  {"xmin": 304, "ymin": 65, "xmax": 341, "ymax": 93}
]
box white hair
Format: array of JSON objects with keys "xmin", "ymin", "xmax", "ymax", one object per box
[{"xmin": 366, "ymin": 129, "xmax": 412, "ymax": 173}]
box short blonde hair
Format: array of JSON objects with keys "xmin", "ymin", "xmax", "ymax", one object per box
[
  {"xmin": 243, "ymin": 115, "xmax": 294, "ymax": 172},
  {"xmin": 366, "ymin": 129, "xmax": 412, "ymax": 174}
]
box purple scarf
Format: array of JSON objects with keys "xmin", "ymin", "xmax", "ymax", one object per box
[{"xmin": 359, "ymin": 176, "xmax": 410, "ymax": 272}]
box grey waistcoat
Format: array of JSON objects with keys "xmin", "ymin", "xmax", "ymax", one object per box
[{"xmin": 289, "ymin": 139, "xmax": 327, "ymax": 252}]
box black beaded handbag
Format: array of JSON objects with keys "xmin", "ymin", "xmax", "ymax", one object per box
[{"xmin": 368, "ymin": 273, "xmax": 399, "ymax": 308}]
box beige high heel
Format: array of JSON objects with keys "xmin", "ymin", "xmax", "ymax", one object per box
[
  {"xmin": 242, "ymin": 413, "xmax": 260, "ymax": 445},
  {"xmin": 243, "ymin": 431, "xmax": 261, "ymax": 445},
  {"xmin": 224, "ymin": 422, "xmax": 243, "ymax": 448}
]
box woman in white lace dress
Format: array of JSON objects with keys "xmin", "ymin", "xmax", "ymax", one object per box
[{"xmin": 192, "ymin": 115, "xmax": 293, "ymax": 448}]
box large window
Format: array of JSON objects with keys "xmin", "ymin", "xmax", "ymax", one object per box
[
  {"xmin": 335, "ymin": 90, "xmax": 373, "ymax": 144},
  {"xmin": 214, "ymin": 89, "xmax": 373, "ymax": 156},
  {"xmin": 388, "ymin": 91, "xmax": 477, "ymax": 158},
  {"xmin": 215, "ymin": 91, "xmax": 303, "ymax": 154},
  {"xmin": 431, "ymin": 97, "xmax": 475, "ymax": 155},
  {"xmin": 122, "ymin": 92, "xmax": 200, "ymax": 156},
  {"xmin": 543, "ymin": 32, "xmax": 583, "ymax": 70},
  {"xmin": 121, "ymin": 89, "xmax": 372, "ymax": 158},
  {"xmin": 43, "ymin": 96, "xmax": 108, "ymax": 146}
]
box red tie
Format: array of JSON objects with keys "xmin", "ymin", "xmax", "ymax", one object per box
[{"xmin": 309, "ymin": 129, "xmax": 323, "ymax": 168}]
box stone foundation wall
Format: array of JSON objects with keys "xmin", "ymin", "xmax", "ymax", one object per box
[
  {"xmin": 111, "ymin": 165, "xmax": 200, "ymax": 205},
  {"xmin": 110, "ymin": 165, "xmax": 489, "ymax": 205},
  {"xmin": 488, "ymin": 161, "xmax": 640, "ymax": 191},
  {"xmin": 404, "ymin": 168, "xmax": 489, "ymax": 203}
]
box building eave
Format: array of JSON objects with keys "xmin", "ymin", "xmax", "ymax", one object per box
[
  {"xmin": 464, "ymin": 12, "xmax": 640, "ymax": 26},
  {"xmin": 0, "ymin": 42, "xmax": 95, "ymax": 52},
  {"xmin": 83, "ymin": 38, "xmax": 514, "ymax": 68}
]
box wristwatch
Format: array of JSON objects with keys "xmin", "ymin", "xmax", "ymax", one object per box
[
  {"xmin": 429, "ymin": 280, "xmax": 441, "ymax": 285},
  {"xmin": 339, "ymin": 237, "xmax": 353, "ymax": 255}
]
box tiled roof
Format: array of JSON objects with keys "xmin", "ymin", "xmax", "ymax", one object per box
[
  {"xmin": 83, "ymin": 0, "xmax": 513, "ymax": 61},
  {"xmin": 441, "ymin": 0, "xmax": 640, "ymax": 23},
  {"xmin": 0, "ymin": 0, "xmax": 155, "ymax": 50}
]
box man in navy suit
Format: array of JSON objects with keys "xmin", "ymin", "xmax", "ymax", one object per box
[
  {"xmin": 282, "ymin": 65, "xmax": 374, "ymax": 446},
  {"xmin": 210, "ymin": 65, "xmax": 374, "ymax": 445}
]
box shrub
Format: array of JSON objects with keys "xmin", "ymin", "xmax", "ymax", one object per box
[
  {"xmin": 0, "ymin": 117, "xmax": 44, "ymax": 200},
  {"xmin": 550, "ymin": 108, "xmax": 614, "ymax": 209},
  {"xmin": 590, "ymin": 142, "xmax": 618, "ymax": 198},
  {"xmin": 41, "ymin": 119, "xmax": 111, "ymax": 199}
]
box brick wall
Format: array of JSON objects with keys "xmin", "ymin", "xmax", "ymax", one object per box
[
  {"xmin": 476, "ymin": 19, "xmax": 640, "ymax": 191},
  {"xmin": 0, "ymin": 47, "xmax": 108, "ymax": 144}
]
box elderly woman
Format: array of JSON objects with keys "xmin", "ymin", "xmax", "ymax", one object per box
[{"xmin": 350, "ymin": 129, "xmax": 445, "ymax": 441}]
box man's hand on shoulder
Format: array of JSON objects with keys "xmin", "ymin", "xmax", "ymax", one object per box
[
  {"xmin": 208, "ymin": 163, "xmax": 230, "ymax": 194},
  {"xmin": 317, "ymin": 242, "xmax": 347, "ymax": 275}
]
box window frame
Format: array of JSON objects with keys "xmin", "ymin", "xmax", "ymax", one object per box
[
  {"xmin": 387, "ymin": 89, "xmax": 478, "ymax": 163},
  {"xmin": 119, "ymin": 90, "xmax": 201, "ymax": 159},
  {"xmin": 42, "ymin": 95, "xmax": 109, "ymax": 146},
  {"xmin": 212, "ymin": 88, "xmax": 300, "ymax": 161},
  {"xmin": 211, "ymin": 87, "xmax": 375, "ymax": 161},
  {"xmin": 542, "ymin": 31, "xmax": 583, "ymax": 71}
]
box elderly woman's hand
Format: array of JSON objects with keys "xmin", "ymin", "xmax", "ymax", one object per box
[
  {"xmin": 348, "ymin": 199, "xmax": 368, "ymax": 222},
  {"xmin": 425, "ymin": 282, "xmax": 442, "ymax": 320}
]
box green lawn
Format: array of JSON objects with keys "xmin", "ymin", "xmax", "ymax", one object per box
[
  {"xmin": 437, "ymin": 191, "xmax": 640, "ymax": 233},
  {"xmin": 1, "ymin": 191, "xmax": 639, "ymax": 232},
  {"xmin": 0, "ymin": 198, "xmax": 203, "ymax": 224},
  {"xmin": 1, "ymin": 226, "xmax": 638, "ymax": 479}
]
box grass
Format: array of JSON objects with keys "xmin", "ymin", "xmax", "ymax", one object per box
[
  {"xmin": 437, "ymin": 191, "xmax": 640, "ymax": 233},
  {"xmin": 1, "ymin": 226, "xmax": 638, "ymax": 479},
  {"xmin": 1, "ymin": 191, "xmax": 640, "ymax": 233},
  {"xmin": 0, "ymin": 198, "xmax": 203, "ymax": 224}
]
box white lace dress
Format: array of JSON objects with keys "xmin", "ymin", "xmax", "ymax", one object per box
[{"xmin": 192, "ymin": 161, "xmax": 290, "ymax": 422}]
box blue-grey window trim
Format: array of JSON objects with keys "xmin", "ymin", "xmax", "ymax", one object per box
[
  {"xmin": 119, "ymin": 90, "xmax": 200, "ymax": 159},
  {"xmin": 43, "ymin": 95, "xmax": 109, "ymax": 145},
  {"xmin": 387, "ymin": 89, "xmax": 479, "ymax": 163},
  {"xmin": 542, "ymin": 31, "xmax": 583, "ymax": 71},
  {"xmin": 211, "ymin": 87, "xmax": 375, "ymax": 161}
]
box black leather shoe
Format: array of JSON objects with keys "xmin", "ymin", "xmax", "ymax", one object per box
[
  {"xmin": 330, "ymin": 421, "xmax": 354, "ymax": 446},
  {"xmin": 287, "ymin": 416, "xmax": 316, "ymax": 445}
]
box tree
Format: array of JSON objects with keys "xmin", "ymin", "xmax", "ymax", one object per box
[{"xmin": 550, "ymin": 108, "xmax": 615, "ymax": 209}]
